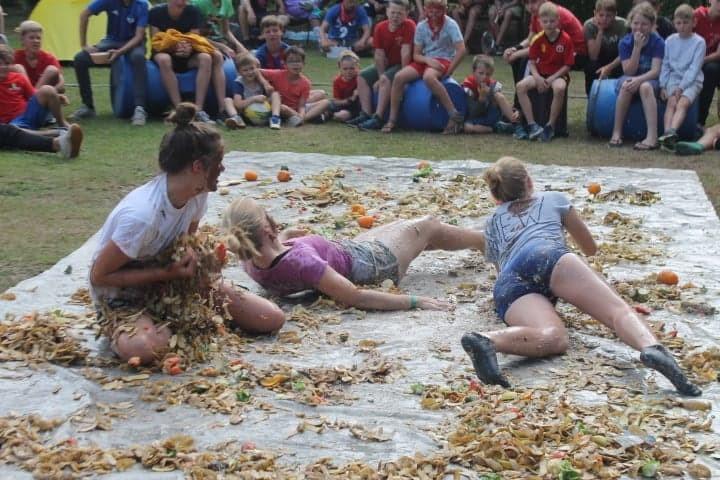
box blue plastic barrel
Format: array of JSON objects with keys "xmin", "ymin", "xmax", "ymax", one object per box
[
  {"xmin": 111, "ymin": 56, "xmax": 238, "ymax": 118},
  {"xmin": 586, "ymin": 78, "xmax": 699, "ymax": 141},
  {"xmin": 397, "ymin": 78, "xmax": 467, "ymax": 131}
]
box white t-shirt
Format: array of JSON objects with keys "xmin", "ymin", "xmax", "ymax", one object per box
[{"xmin": 90, "ymin": 174, "xmax": 208, "ymax": 302}]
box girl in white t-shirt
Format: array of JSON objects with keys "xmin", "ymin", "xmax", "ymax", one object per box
[
  {"xmin": 90, "ymin": 103, "xmax": 284, "ymax": 365},
  {"xmin": 462, "ymin": 157, "xmax": 701, "ymax": 396}
]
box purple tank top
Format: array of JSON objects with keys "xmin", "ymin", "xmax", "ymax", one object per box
[{"xmin": 244, "ymin": 235, "xmax": 352, "ymax": 296}]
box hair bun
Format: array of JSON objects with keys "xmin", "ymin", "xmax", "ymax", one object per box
[{"xmin": 167, "ymin": 102, "xmax": 198, "ymax": 128}]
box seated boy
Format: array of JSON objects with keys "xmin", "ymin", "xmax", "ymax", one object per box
[
  {"xmin": 260, "ymin": 46, "xmax": 330, "ymax": 126},
  {"xmin": 514, "ymin": 1, "xmax": 574, "ymax": 142},
  {"xmin": 674, "ymin": 123, "xmax": 720, "ymax": 155},
  {"xmin": 634, "ymin": 0, "xmax": 674, "ymax": 39},
  {"xmin": 330, "ymin": 51, "xmax": 361, "ymax": 121},
  {"xmin": 149, "ymin": 0, "xmax": 227, "ymax": 123},
  {"xmin": 487, "ymin": 0, "xmax": 524, "ymax": 52},
  {"xmin": 223, "ymin": 53, "xmax": 278, "ymax": 129},
  {"xmin": 463, "ymin": 55, "xmax": 518, "ymax": 134},
  {"xmin": 73, "ymin": 0, "xmax": 149, "ymax": 125},
  {"xmin": 0, "ymin": 45, "xmax": 71, "ymax": 131},
  {"xmin": 658, "ymin": 4, "xmax": 705, "ymax": 149},
  {"xmin": 239, "ymin": 0, "xmax": 285, "ymax": 46},
  {"xmin": 352, "ymin": 0, "xmax": 416, "ymax": 129},
  {"xmin": 583, "ymin": 0, "xmax": 627, "ymax": 95},
  {"xmin": 255, "ymin": 16, "xmax": 291, "ymax": 69},
  {"xmin": 191, "ymin": 0, "xmax": 248, "ymax": 55},
  {"xmin": 694, "ymin": 0, "xmax": 720, "ymax": 126},
  {"xmin": 13, "ymin": 21, "xmax": 64, "ymax": 93},
  {"xmin": 319, "ymin": 0, "xmax": 372, "ymax": 55},
  {"xmin": 384, "ymin": 0, "xmax": 466, "ymax": 134},
  {"xmin": 0, "ymin": 123, "xmax": 84, "ymax": 159}
]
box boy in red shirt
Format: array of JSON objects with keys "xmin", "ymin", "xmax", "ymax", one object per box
[
  {"xmin": 13, "ymin": 21, "xmax": 64, "ymax": 92},
  {"xmin": 260, "ymin": 46, "xmax": 330, "ymax": 126},
  {"xmin": 352, "ymin": 0, "xmax": 416, "ymax": 129},
  {"xmin": 462, "ymin": 55, "xmax": 518, "ymax": 134},
  {"xmin": 514, "ymin": 1, "xmax": 574, "ymax": 141},
  {"xmin": 330, "ymin": 50, "xmax": 360, "ymax": 121},
  {"xmin": 0, "ymin": 45, "xmax": 70, "ymax": 131}
]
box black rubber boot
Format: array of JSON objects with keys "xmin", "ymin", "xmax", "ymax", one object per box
[
  {"xmin": 640, "ymin": 344, "xmax": 702, "ymax": 396},
  {"xmin": 461, "ymin": 332, "xmax": 511, "ymax": 388}
]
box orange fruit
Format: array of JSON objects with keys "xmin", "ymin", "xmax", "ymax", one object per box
[
  {"xmin": 277, "ymin": 170, "xmax": 291, "ymax": 182},
  {"xmin": 417, "ymin": 160, "xmax": 431, "ymax": 170},
  {"xmin": 350, "ymin": 204, "xmax": 366, "ymax": 216},
  {"xmin": 587, "ymin": 182, "xmax": 602, "ymax": 195},
  {"xmin": 244, "ymin": 170, "xmax": 258, "ymax": 181},
  {"xmin": 657, "ymin": 269, "xmax": 679, "ymax": 285},
  {"xmin": 168, "ymin": 365, "xmax": 183, "ymax": 375},
  {"xmin": 357, "ymin": 215, "xmax": 374, "ymax": 229}
]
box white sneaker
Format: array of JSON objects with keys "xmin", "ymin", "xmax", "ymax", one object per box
[
  {"xmin": 195, "ymin": 110, "xmax": 215, "ymax": 124},
  {"xmin": 269, "ymin": 116, "xmax": 281, "ymax": 130},
  {"xmin": 287, "ymin": 115, "xmax": 303, "ymax": 127},
  {"xmin": 58, "ymin": 124, "xmax": 84, "ymax": 159},
  {"xmin": 131, "ymin": 106, "xmax": 147, "ymax": 126}
]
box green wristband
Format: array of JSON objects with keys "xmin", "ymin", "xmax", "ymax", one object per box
[{"xmin": 409, "ymin": 295, "xmax": 418, "ymax": 309}]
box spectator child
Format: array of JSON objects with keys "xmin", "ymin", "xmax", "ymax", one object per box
[
  {"xmin": 463, "ymin": 55, "xmax": 518, "ymax": 134},
  {"xmin": 0, "ymin": 123, "xmax": 83, "ymax": 159},
  {"xmin": 608, "ymin": 2, "xmax": 664, "ymax": 150},
  {"xmin": 514, "ymin": 2, "xmax": 573, "ymax": 142},
  {"xmin": 583, "ymin": 0, "xmax": 628, "ymax": 95},
  {"xmin": 694, "ymin": 0, "xmax": 720, "ymax": 126},
  {"xmin": 13, "ymin": 21, "xmax": 64, "ymax": 92},
  {"xmin": 283, "ymin": 0, "xmax": 322, "ymax": 28},
  {"xmin": 353, "ymin": 0, "xmax": 416, "ymax": 129},
  {"xmin": 260, "ymin": 46, "xmax": 330, "ymax": 126},
  {"xmin": 674, "ymin": 123, "xmax": 720, "ymax": 155},
  {"xmin": 330, "ymin": 51, "xmax": 361, "ymax": 121},
  {"xmin": 658, "ymin": 4, "xmax": 704, "ymax": 150},
  {"xmin": 255, "ymin": 16, "xmax": 291, "ymax": 69},
  {"xmin": 0, "ymin": 45, "xmax": 71, "ymax": 131},
  {"xmin": 191, "ymin": 0, "xmax": 247, "ymax": 55},
  {"xmin": 633, "ymin": 0, "xmax": 674, "ymax": 39},
  {"xmin": 73, "ymin": 0, "xmax": 150, "ymax": 125},
  {"xmin": 223, "ymin": 53, "xmax": 279, "ymax": 129},
  {"xmin": 149, "ymin": 0, "xmax": 227, "ymax": 123},
  {"xmin": 320, "ymin": 0, "xmax": 372, "ymax": 55},
  {"xmin": 384, "ymin": 0, "xmax": 466, "ymax": 134}
]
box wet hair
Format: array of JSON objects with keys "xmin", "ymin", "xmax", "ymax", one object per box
[
  {"xmin": 538, "ymin": 1, "xmax": 558, "ymax": 19},
  {"xmin": 18, "ymin": 20, "xmax": 43, "ymax": 36},
  {"xmin": 338, "ymin": 50, "xmax": 360, "ymax": 67},
  {"xmin": 629, "ymin": 2, "xmax": 656, "ymax": 24},
  {"xmin": 222, "ymin": 198, "xmax": 278, "ymax": 260},
  {"xmin": 285, "ymin": 46, "xmax": 306, "ymax": 63},
  {"xmin": 236, "ymin": 53, "xmax": 258, "ymax": 69},
  {"xmin": 158, "ymin": 103, "xmax": 223, "ymax": 174},
  {"xmin": 483, "ymin": 157, "xmax": 530, "ymax": 202},
  {"xmin": 674, "ymin": 3, "xmax": 693, "ymax": 21},
  {"xmin": 0, "ymin": 44, "xmax": 13, "ymax": 64},
  {"xmin": 472, "ymin": 54, "xmax": 495, "ymax": 73},
  {"xmin": 388, "ymin": 0, "xmax": 410, "ymax": 10},
  {"xmin": 260, "ymin": 15, "xmax": 285, "ymax": 31},
  {"xmin": 594, "ymin": 0, "xmax": 617, "ymax": 13}
]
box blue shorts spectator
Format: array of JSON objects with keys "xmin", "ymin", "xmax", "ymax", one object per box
[{"xmin": 10, "ymin": 95, "xmax": 50, "ymax": 130}]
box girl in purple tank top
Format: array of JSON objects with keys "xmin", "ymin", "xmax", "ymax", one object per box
[{"xmin": 222, "ymin": 197, "xmax": 488, "ymax": 311}]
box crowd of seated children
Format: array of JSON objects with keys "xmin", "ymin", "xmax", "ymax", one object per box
[
  {"xmin": 462, "ymin": 54, "xmax": 518, "ymax": 134},
  {"xmin": 319, "ymin": 0, "xmax": 372, "ymax": 55}
]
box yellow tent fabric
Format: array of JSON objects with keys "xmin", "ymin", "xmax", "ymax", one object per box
[{"xmin": 29, "ymin": 0, "xmax": 108, "ymax": 62}]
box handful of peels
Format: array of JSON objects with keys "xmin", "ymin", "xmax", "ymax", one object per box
[{"xmin": 97, "ymin": 229, "xmax": 232, "ymax": 365}]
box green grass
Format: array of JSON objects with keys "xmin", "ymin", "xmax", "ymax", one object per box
[{"xmin": 1, "ymin": 15, "xmax": 719, "ymax": 292}]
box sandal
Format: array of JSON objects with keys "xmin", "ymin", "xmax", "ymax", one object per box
[
  {"xmin": 633, "ymin": 141, "xmax": 659, "ymax": 151},
  {"xmin": 608, "ymin": 138, "xmax": 623, "ymax": 148},
  {"xmin": 381, "ymin": 122, "xmax": 395, "ymax": 133}
]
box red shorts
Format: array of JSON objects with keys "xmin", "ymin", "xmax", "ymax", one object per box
[{"xmin": 409, "ymin": 58, "xmax": 451, "ymax": 76}]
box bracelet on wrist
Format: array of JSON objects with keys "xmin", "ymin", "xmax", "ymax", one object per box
[{"xmin": 409, "ymin": 295, "xmax": 418, "ymax": 309}]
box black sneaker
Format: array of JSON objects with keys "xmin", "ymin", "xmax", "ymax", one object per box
[
  {"xmin": 346, "ymin": 111, "xmax": 371, "ymax": 126},
  {"xmin": 358, "ymin": 114, "xmax": 383, "ymax": 130}
]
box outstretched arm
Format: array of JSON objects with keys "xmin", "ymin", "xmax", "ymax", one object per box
[
  {"xmin": 316, "ymin": 266, "xmax": 449, "ymax": 311},
  {"xmin": 563, "ymin": 208, "xmax": 597, "ymax": 256}
]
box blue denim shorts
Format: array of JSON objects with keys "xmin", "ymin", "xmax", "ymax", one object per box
[
  {"xmin": 493, "ymin": 240, "xmax": 569, "ymax": 322},
  {"xmin": 10, "ymin": 95, "xmax": 49, "ymax": 130},
  {"xmin": 339, "ymin": 239, "xmax": 400, "ymax": 286}
]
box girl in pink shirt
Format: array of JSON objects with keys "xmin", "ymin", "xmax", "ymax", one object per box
[{"xmin": 223, "ymin": 197, "xmax": 486, "ymax": 311}]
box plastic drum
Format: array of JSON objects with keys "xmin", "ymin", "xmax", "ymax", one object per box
[
  {"xmin": 111, "ymin": 56, "xmax": 238, "ymax": 118},
  {"xmin": 397, "ymin": 78, "xmax": 468, "ymax": 131},
  {"xmin": 586, "ymin": 78, "xmax": 699, "ymax": 141}
]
